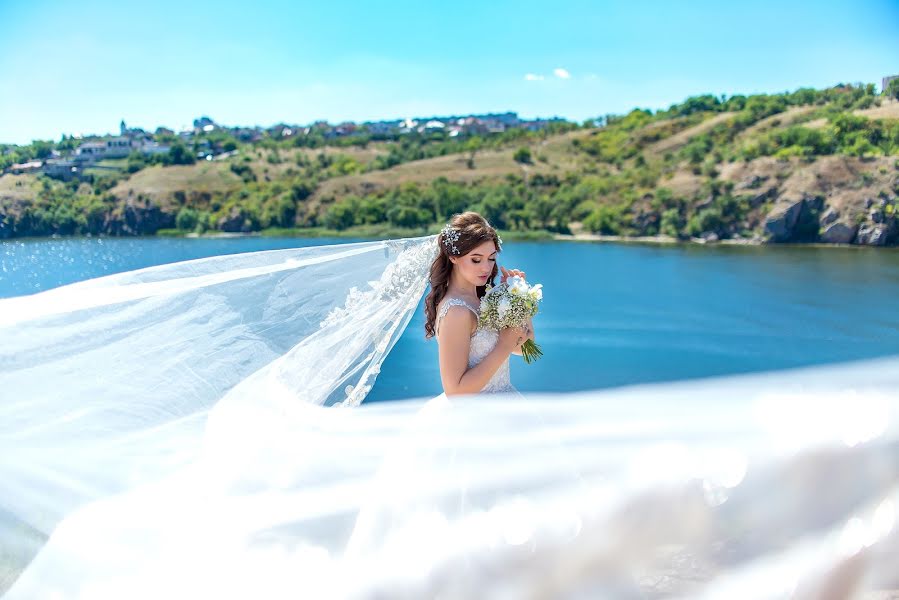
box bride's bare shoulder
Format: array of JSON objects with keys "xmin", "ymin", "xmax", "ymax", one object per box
[{"xmin": 436, "ymin": 297, "xmax": 477, "ymax": 339}]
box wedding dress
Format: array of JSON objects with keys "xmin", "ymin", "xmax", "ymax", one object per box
[
  {"xmin": 435, "ymin": 297, "xmax": 518, "ymax": 395},
  {"xmin": 1, "ymin": 233, "xmax": 898, "ymax": 599}
]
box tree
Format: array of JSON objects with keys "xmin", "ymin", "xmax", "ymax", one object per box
[
  {"xmin": 167, "ymin": 142, "xmax": 196, "ymax": 165},
  {"xmin": 323, "ymin": 202, "xmax": 356, "ymax": 230},
  {"xmin": 464, "ymin": 136, "xmax": 482, "ymax": 169},
  {"xmin": 513, "ymin": 147, "xmax": 532, "ymax": 164},
  {"xmin": 886, "ymin": 78, "xmax": 899, "ymax": 101},
  {"xmin": 176, "ymin": 208, "xmax": 199, "ymax": 231}
]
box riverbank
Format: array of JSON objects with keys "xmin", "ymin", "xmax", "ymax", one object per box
[
  {"xmin": 157, "ymin": 226, "xmax": 558, "ymax": 242},
  {"xmin": 13, "ymin": 227, "xmax": 895, "ymax": 250}
]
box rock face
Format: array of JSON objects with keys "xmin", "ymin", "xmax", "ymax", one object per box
[
  {"xmin": 820, "ymin": 208, "xmax": 840, "ymax": 226},
  {"xmin": 0, "ymin": 213, "xmax": 12, "ymax": 239},
  {"xmin": 103, "ymin": 201, "xmax": 175, "ymax": 235},
  {"xmin": 217, "ymin": 206, "xmax": 252, "ymax": 232},
  {"xmin": 764, "ymin": 196, "xmax": 823, "ymax": 242},
  {"xmin": 856, "ymin": 221, "xmax": 898, "ymax": 246},
  {"xmin": 820, "ymin": 222, "xmax": 856, "ymax": 244}
]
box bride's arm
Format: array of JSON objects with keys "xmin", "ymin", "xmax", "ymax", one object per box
[{"xmin": 438, "ymin": 307, "xmax": 512, "ymax": 396}]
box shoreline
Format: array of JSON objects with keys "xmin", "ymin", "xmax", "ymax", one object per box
[
  {"xmin": 550, "ymin": 232, "xmax": 892, "ymax": 250},
  {"xmin": 6, "ymin": 229, "xmax": 894, "ymax": 250}
]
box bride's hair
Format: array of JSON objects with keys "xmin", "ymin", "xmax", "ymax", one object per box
[{"xmin": 424, "ymin": 211, "xmax": 501, "ymax": 339}]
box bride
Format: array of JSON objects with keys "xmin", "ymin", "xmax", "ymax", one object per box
[
  {"xmin": 426, "ymin": 211, "xmax": 532, "ymax": 396},
  {"xmin": 1, "ymin": 212, "xmax": 898, "ymax": 598}
]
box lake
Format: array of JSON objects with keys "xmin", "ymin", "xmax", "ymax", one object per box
[{"xmin": 3, "ymin": 235, "xmax": 899, "ymax": 402}]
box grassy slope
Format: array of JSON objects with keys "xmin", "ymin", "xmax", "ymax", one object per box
[{"xmin": 3, "ymin": 97, "xmax": 898, "ymax": 242}]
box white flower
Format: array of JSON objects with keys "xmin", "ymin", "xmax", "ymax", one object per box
[
  {"xmin": 498, "ymin": 297, "xmax": 511, "ymax": 318},
  {"xmin": 528, "ymin": 284, "xmax": 543, "ymax": 300}
]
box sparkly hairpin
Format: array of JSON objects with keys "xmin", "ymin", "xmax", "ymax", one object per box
[{"xmin": 441, "ymin": 223, "xmax": 461, "ymax": 255}]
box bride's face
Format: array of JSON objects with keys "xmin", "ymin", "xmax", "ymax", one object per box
[{"xmin": 451, "ymin": 240, "xmax": 498, "ymax": 287}]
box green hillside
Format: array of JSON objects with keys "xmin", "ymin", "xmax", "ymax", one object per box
[{"xmin": 2, "ymin": 83, "xmax": 898, "ymax": 246}]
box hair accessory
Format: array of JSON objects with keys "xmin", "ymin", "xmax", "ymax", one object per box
[{"xmin": 441, "ymin": 223, "xmax": 461, "ymax": 255}]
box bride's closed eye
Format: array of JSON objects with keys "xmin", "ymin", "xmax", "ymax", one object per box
[{"xmin": 472, "ymin": 258, "xmax": 496, "ymax": 264}]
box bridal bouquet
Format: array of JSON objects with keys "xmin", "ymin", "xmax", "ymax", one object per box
[{"xmin": 479, "ymin": 275, "xmax": 544, "ymax": 363}]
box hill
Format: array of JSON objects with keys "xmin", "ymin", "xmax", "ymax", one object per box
[{"xmin": 1, "ymin": 84, "xmax": 898, "ymax": 246}]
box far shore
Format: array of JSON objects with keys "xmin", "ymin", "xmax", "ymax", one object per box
[
  {"xmin": 181, "ymin": 229, "xmax": 878, "ymax": 250},
  {"xmin": 7, "ymin": 228, "xmax": 894, "ymax": 250}
]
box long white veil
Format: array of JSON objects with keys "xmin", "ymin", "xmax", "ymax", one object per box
[
  {"xmin": 0, "ymin": 234, "xmax": 439, "ymax": 594},
  {"xmin": 2, "ymin": 233, "xmax": 899, "ymax": 598}
]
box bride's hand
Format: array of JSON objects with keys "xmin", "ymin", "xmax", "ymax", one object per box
[
  {"xmin": 500, "ymin": 266, "xmax": 526, "ymax": 284},
  {"xmin": 498, "ymin": 324, "xmax": 529, "ymax": 355}
]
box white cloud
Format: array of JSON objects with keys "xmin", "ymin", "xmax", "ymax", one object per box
[
  {"xmin": 554, "ymin": 68, "xmax": 571, "ymax": 79},
  {"xmin": 524, "ymin": 73, "xmax": 544, "ymax": 81}
]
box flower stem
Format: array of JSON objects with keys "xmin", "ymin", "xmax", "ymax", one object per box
[{"xmin": 520, "ymin": 340, "xmax": 543, "ymax": 364}]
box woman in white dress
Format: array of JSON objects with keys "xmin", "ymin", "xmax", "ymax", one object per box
[
  {"xmin": 423, "ymin": 211, "xmax": 534, "ymax": 396},
  {"xmin": 3, "ymin": 216, "xmax": 898, "ymax": 598}
]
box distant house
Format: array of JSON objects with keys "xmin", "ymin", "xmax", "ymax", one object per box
[
  {"xmin": 521, "ymin": 119, "xmax": 554, "ymax": 132},
  {"xmin": 155, "ymin": 127, "xmax": 174, "ymax": 136},
  {"xmin": 74, "ymin": 137, "xmax": 133, "ymax": 161},
  {"xmin": 43, "ymin": 159, "xmax": 79, "ymax": 180},
  {"xmin": 140, "ymin": 141, "xmax": 171, "ymax": 155},
  {"xmin": 119, "ymin": 120, "xmax": 149, "ymax": 139},
  {"xmin": 364, "ymin": 121, "xmax": 400, "ymax": 136},
  {"xmin": 231, "ymin": 127, "xmax": 260, "ymax": 142},
  {"xmin": 75, "ymin": 142, "xmax": 107, "ymax": 160},
  {"xmin": 193, "ymin": 116, "xmax": 216, "ymax": 132},
  {"xmin": 10, "ymin": 160, "xmax": 42, "ymax": 174},
  {"xmin": 482, "ymin": 119, "xmax": 507, "ymax": 134},
  {"xmin": 104, "ymin": 137, "xmax": 133, "ymax": 158},
  {"xmin": 195, "ymin": 139, "xmax": 213, "ymax": 159},
  {"xmin": 487, "ymin": 112, "xmax": 520, "ymax": 127},
  {"xmin": 422, "ymin": 120, "xmax": 446, "ymax": 132},
  {"xmin": 398, "ymin": 118, "xmax": 418, "ymax": 134},
  {"xmin": 334, "ymin": 122, "xmax": 357, "ymax": 136}
]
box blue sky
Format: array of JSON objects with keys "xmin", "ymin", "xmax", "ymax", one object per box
[{"xmin": 1, "ymin": 0, "xmax": 897, "ymax": 145}]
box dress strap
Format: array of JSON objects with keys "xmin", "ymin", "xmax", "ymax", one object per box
[{"xmin": 436, "ymin": 297, "xmax": 479, "ymax": 336}]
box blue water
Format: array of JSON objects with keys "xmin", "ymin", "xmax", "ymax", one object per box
[{"xmin": 3, "ymin": 236, "xmax": 899, "ymax": 401}]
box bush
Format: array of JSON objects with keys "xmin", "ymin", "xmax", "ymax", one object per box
[
  {"xmin": 387, "ymin": 205, "xmax": 431, "ymax": 228},
  {"xmin": 583, "ymin": 205, "xmax": 624, "ymax": 235},
  {"xmin": 323, "ymin": 202, "xmax": 357, "ymax": 230},
  {"xmin": 230, "ymin": 163, "xmax": 256, "ymax": 183},
  {"xmin": 175, "ymin": 208, "xmax": 199, "ymax": 231},
  {"xmin": 660, "ymin": 208, "xmax": 682, "ymax": 237},
  {"xmin": 513, "ymin": 147, "xmax": 532, "ymax": 164}
]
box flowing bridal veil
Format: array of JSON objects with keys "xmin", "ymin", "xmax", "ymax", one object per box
[{"xmin": 1, "ymin": 233, "xmax": 898, "ymax": 599}]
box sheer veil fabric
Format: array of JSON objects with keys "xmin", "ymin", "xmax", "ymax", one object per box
[{"xmin": 1, "ymin": 234, "xmax": 898, "ymax": 598}]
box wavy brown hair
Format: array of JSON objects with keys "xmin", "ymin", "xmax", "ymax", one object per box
[{"xmin": 424, "ymin": 211, "xmax": 501, "ymax": 339}]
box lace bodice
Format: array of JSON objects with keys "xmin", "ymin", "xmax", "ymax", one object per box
[{"xmin": 435, "ymin": 297, "xmax": 515, "ymax": 394}]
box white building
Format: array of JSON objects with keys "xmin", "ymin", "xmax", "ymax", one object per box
[
  {"xmin": 104, "ymin": 137, "xmax": 133, "ymax": 158},
  {"xmin": 75, "ymin": 142, "xmax": 107, "ymax": 160},
  {"xmin": 75, "ymin": 137, "xmax": 134, "ymax": 161}
]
